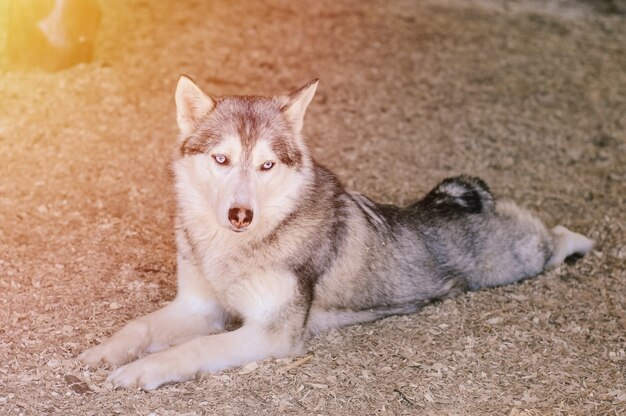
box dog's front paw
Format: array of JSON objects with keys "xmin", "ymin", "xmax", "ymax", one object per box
[
  {"xmin": 79, "ymin": 328, "xmax": 148, "ymax": 367},
  {"xmin": 106, "ymin": 351, "xmax": 193, "ymax": 390},
  {"xmin": 79, "ymin": 340, "xmax": 136, "ymax": 367}
]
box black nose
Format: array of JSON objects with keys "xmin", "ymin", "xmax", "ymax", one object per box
[{"xmin": 228, "ymin": 206, "xmax": 253, "ymax": 229}]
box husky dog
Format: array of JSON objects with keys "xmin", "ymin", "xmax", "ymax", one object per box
[{"xmin": 79, "ymin": 77, "xmax": 594, "ymax": 390}]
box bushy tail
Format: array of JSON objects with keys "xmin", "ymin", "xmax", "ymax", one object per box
[
  {"xmin": 546, "ymin": 225, "xmax": 595, "ymax": 267},
  {"xmin": 417, "ymin": 175, "xmax": 495, "ymax": 214}
]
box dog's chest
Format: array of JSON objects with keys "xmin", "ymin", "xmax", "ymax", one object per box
[{"xmin": 195, "ymin": 238, "xmax": 293, "ymax": 312}]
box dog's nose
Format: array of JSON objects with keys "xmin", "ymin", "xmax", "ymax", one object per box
[{"xmin": 228, "ymin": 206, "xmax": 253, "ymax": 229}]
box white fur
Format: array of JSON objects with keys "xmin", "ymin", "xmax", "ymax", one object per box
[
  {"xmin": 547, "ymin": 225, "xmax": 595, "ymax": 267},
  {"xmin": 350, "ymin": 192, "xmax": 386, "ymax": 226},
  {"xmin": 283, "ymin": 80, "xmax": 318, "ymax": 134},
  {"xmin": 175, "ymin": 75, "xmax": 215, "ymax": 136}
]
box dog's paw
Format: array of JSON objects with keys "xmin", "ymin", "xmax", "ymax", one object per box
[
  {"xmin": 78, "ymin": 333, "xmax": 145, "ymax": 367},
  {"xmin": 106, "ymin": 352, "xmax": 193, "ymax": 390}
]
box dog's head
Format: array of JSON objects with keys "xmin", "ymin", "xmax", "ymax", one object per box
[{"xmin": 173, "ymin": 76, "xmax": 317, "ymax": 236}]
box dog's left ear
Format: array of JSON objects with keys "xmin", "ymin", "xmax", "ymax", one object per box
[
  {"xmin": 175, "ymin": 75, "xmax": 215, "ymax": 136},
  {"xmin": 282, "ymin": 79, "xmax": 319, "ymax": 133}
]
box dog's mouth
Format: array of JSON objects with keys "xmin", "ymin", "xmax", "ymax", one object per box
[{"xmin": 229, "ymin": 227, "xmax": 247, "ymax": 233}]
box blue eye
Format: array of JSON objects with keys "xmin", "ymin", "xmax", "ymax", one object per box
[
  {"xmin": 261, "ymin": 161, "xmax": 275, "ymax": 171},
  {"xmin": 213, "ymin": 154, "xmax": 227, "ymax": 165}
]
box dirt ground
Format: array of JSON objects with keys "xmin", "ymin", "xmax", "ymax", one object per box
[{"xmin": 1, "ymin": 0, "xmax": 625, "ymax": 414}]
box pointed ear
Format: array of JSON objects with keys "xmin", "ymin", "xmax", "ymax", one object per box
[
  {"xmin": 282, "ymin": 79, "xmax": 319, "ymax": 133},
  {"xmin": 175, "ymin": 75, "xmax": 215, "ymax": 136}
]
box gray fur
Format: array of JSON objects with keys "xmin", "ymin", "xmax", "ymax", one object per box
[{"xmin": 286, "ymin": 172, "xmax": 561, "ymax": 334}]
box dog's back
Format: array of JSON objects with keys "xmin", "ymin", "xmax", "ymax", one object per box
[{"xmin": 303, "ymin": 173, "xmax": 593, "ymax": 334}]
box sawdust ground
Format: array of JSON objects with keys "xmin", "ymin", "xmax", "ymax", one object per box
[{"xmin": 1, "ymin": 0, "xmax": 625, "ymax": 414}]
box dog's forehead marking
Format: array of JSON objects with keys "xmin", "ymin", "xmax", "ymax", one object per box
[
  {"xmin": 179, "ymin": 96, "xmax": 302, "ymax": 167},
  {"xmin": 215, "ymin": 97, "xmax": 302, "ymax": 168},
  {"xmin": 227, "ymin": 98, "xmax": 285, "ymax": 163},
  {"xmin": 227, "ymin": 98, "xmax": 303, "ymax": 168}
]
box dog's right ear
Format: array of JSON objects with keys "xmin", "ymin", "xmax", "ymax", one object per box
[{"xmin": 175, "ymin": 75, "xmax": 215, "ymax": 136}]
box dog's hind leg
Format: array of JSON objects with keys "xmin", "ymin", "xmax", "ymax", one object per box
[
  {"xmin": 306, "ymin": 302, "xmax": 431, "ymax": 334},
  {"xmin": 465, "ymin": 201, "xmax": 594, "ymax": 290},
  {"xmin": 546, "ymin": 225, "xmax": 595, "ymax": 267}
]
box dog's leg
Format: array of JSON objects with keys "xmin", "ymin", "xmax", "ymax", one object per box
[
  {"xmin": 546, "ymin": 225, "xmax": 595, "ymax": 267},
  {"xmin": 107, "ymin": 270, "xmax": 306, "ymax": 390},
  {"xmin": 78, "ymin": 294, "xmax": 224, "ymax": 367},
  {"xmin": 79, "ymin": 236, "xmax": 225, "ymax": 367},
  {"xmin": 106, "ymin": 320, "xmax": 303, "ymax": 390}
]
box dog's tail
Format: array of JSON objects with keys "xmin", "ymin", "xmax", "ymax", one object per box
[
  {"xmin": 546, "ymin": 225, "xmax": 595, "ymax": 267},
  {"xmin": 416, "ymin": 175, "xmax": 495, "ymax": 214}
]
